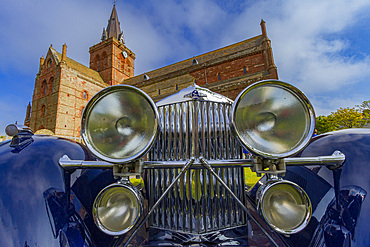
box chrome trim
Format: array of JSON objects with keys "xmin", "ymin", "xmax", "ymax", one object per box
[
  {"xmin": 92, "ymin": 182, "xmax": 143, "ymax": 236},
  {"xmin": 5, "ymin": 124, "xmax": 33, "ymax": 136}
]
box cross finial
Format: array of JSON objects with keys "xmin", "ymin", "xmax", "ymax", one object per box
[{"xmin": 113, "ymin": 0, "xmax": 117, "ymax": 5}]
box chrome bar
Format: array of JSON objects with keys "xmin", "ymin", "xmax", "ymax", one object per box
[
  {"xmin": 201, "ymin": 102, "xmax": 206, "ymax": 159},
  {"xmin": 58, "ymin": 155, "xmax": 113, "ymax": 169},
  {"xmin": 205, "ymin": 102, "xmax": 210, "ymax": 159},
  {"xmin": 212, "ymin": 102, "xmax": 218, "ymax": 159},
  {"xmin": 285, "ymin": 151, "xmax": 345, "ymax": 167},
  {"xmin": 173, "ymin": 104, "xmax": 178, "ymax": 160},
  {"xmin": 59, "ymin": 152, "xmax": 344, "ymax": 171},
  {"xmin": 143, "ymin": 159, "xmax": 254, "ymax": 168},
  {"xmin": 224, "ymin": 104, "xmax": 230, "ymax": 159}
]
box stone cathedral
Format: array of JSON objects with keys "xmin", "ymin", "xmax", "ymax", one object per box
[{"xmin": 25, "ymin": 5, "xmax": 278, "ymax": 137}]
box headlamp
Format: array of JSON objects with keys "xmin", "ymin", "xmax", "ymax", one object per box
[
  {"xmin": 93, "ymin": 183, "xmax": 142, "ymax": 235},
  {"xmin": 231, "ymin": 80, "xmax": 315, "ymax": 159},
  {"xmin": 257, "ymin": 180, "xmax": 312, "ymax": 234},
  {"xmin": 81, "ymin": 85, "xmax": 159, "ymax": 163}
]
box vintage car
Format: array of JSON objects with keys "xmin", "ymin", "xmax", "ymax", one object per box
[{"xmin": 0, "ymin": 80, "xmax": 368, "ymax": 247}]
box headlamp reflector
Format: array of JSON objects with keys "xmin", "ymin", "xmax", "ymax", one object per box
[
  {"xmin": 81, "ymin": 85, "xmax": 159, "ymax": 163},
  {"xmin": 231, "ymin": 80, "xmax": 315, "ymax": 158},
  {"xmin": 93, "ymin": 183, "xmax": 142, "ymax": 235},
  {"xmin": 258, "ymin": 180, "xmax": 312, "ymax": 234}
]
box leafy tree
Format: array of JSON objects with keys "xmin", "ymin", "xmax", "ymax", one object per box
[
  {"xmin": 329, "ymin": 107, "xmax": 366, "ymax": 129},
  {"xmin": 357, "ymin": 100, "xmax": 370, "ymax": 125},
  {"xmin": 315, "ymin": 100, "xmax": 370, "ymax": 134},
  {"xmin": 315, "ymin": 115, "xmax": 337, "ymax": 134}
]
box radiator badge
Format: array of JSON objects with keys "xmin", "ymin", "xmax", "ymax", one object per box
[{"xmin": 184, "ymin": 89, "xmax": 206, "ymax": 100}]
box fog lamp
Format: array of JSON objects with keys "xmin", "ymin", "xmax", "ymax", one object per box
[
  {"xmin": 258, "ymin": 180, "xmax": 312, "ymax": 234},
  {"xmin": 231, "ymin": 80, "xmax": 315, "ymax": 158},
  {"xmin": 93, "ymin": 183, "xmax": 142, "ymax": 235},
  {"xmin": 81, "ymin": 85, "xmax": 159, "ymax": 163}
]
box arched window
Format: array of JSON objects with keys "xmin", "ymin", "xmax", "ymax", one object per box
[
  {"xmin": 243, "ymin": 66, "xmax": 247, "ymax": 74},
  {"xmin": 158, "ymin": 89, "xmax": 161, "ymax": 95},
  {"xmin": 102, "ymin": 51, "xmax": 107, "ymax": 68},
  {"xmin": 127, "ymin": 60, "xmax": 133, "ymax": 76},
  {"xmin": 49, "ymin": 77, "xmax": 54, "ymax": 92},
  {"xmin": 83, "ymin": 91, "xmax": 88, "ymax": 100},
  {"xmin": 176, "ymin": 84, "xmax": 178, "ymax": 91},
  {"xmin": 42, "ymin": 80, "xmax": 47, "ymax": 96},
  {"xmin": 96, "ymin": 54, "xmax": 101, "ymax": 71},
  {"xmin": 217, "ymin": 73, "xmax": 221, "ymax": 81},
  {"xmin": 41, "ymin": 105, "xmax": 46, "ymax": 117},
  {"xmin": 47, "ymin": 59, "xmax": 52, "ymax": 68}
]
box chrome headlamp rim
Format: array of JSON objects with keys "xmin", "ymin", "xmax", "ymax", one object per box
[
  {"xmin": 231, "ymin": 79, "xmax": 315, "ymax": 159},
  {"xmin": 81, "ymin": 84, "xmax": 159, "ymax": 164},
  {"xmin": 257, "ymin": 179, "xmax": 312, "ymax": 234},
  {"xmin": 92, "ymin": 182, "xmax": 143, "ymax": 236}
]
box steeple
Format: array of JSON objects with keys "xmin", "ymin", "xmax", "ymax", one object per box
[
  {"xmin": 90, "ymin": 3, "xmax": 135, "ymax": 85},
  {"xmin": 102, "ymin": 4, "xmax": 124, "ymax": 44}
]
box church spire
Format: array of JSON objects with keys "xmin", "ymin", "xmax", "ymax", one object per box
[{"xmin": 102, "ymin": 4, "xmax": 124, "ymax": 44}]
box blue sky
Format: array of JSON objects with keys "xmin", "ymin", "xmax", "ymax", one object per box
[{"xmin": 1, "ymin": 0, "xmax": 370, "ymax": 135}]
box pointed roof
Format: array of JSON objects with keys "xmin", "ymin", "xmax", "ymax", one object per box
[{"xmin": 102, "ymin": 4, "xmax": 124, "ymax": 43}]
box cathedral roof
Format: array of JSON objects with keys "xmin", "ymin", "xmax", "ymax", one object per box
[
  {"xmin": 102, "ymin": 4, "xmax": 124, "ymax": 43},
  {"xmin": 125, "ymin": 34, "xmax": 264, "ymax": 87},
  {"xmin": 50, "ymin": 47, "xmax": 107, "ymax": 87}
]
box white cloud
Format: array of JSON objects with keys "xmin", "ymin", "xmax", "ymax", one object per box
[
  {"xmin": 1, "ymin": 0, "xmax": 370, "ymax": 134},
  {"xmin": 219, "ymin": 0, "xmax": 370, "ymax": 115}
]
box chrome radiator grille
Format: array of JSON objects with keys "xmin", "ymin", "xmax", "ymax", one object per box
[
  {"xmin": 146, "ymin": 100, "xmax": 247, "ymax": 233},
  {"xmin": 148, "ymin": 100, "xmax": 244, "ymax": 161},
  {"xmin": 144, "ymin": 166, "xmax": 247, "ymax": 233}
]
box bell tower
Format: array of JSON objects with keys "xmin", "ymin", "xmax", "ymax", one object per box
[{"xmin": 89, "ymin": 4, "xmax": 135, "ymax": 85}]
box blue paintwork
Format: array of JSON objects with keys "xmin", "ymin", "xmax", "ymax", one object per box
[
  {"xmin": 298, "ymin": 128, "xmax": 370, "ymax": 246},
  {"xmin": 1, "ymin": 128, "xmax": 369, "ymax": 246},
  {"xmin": 0, "ymin": 135, "xmax": 93, "ymax": 246}
]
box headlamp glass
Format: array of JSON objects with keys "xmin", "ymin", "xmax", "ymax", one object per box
[
  {"xmin": 93, "ymin": 183, "xmax": 142, "ymax": 235},
  {"xmin": 232, "ymin": 80, "xmax": 315, "ymax": 158},
  {"xmin": 259, "ymin": 181, "xmax": 312, "ymax": 234},
  {"xmin": 81, "ymin": 85, "xmax": 158, "ymax": 163}
]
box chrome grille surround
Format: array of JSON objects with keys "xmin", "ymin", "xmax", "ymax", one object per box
[{"xmin": 146, "ymin": 86, "xmax": 248, "ymax": 234}]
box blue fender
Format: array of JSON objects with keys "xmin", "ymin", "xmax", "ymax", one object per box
[
  {"xmin": 298, "ymin": 128, "xmax": 370, "ymax": 246},
  {"xmin": 0, "ymin": 135, "xmax": 93, "ymax": 246}
]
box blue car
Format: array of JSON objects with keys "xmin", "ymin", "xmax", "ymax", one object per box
[{"xmin": 0, "ymin": 80, "xmax": 368, "ymax": 246}]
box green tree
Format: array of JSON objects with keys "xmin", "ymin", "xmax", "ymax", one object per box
[
  {"xmin": 329, "ymin": 107, "xmax": 366, "ymax": 129},
  {"xmin": 357, "ymin": 100, "xmax": 370, "ymax": 125},
  {"xmin": 316, "ymin": 100, "xmax": 370, "ymax": 134},
  {"xmin": 316, "ymin": 115, "xmax": 337, "ymax": 134}
]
